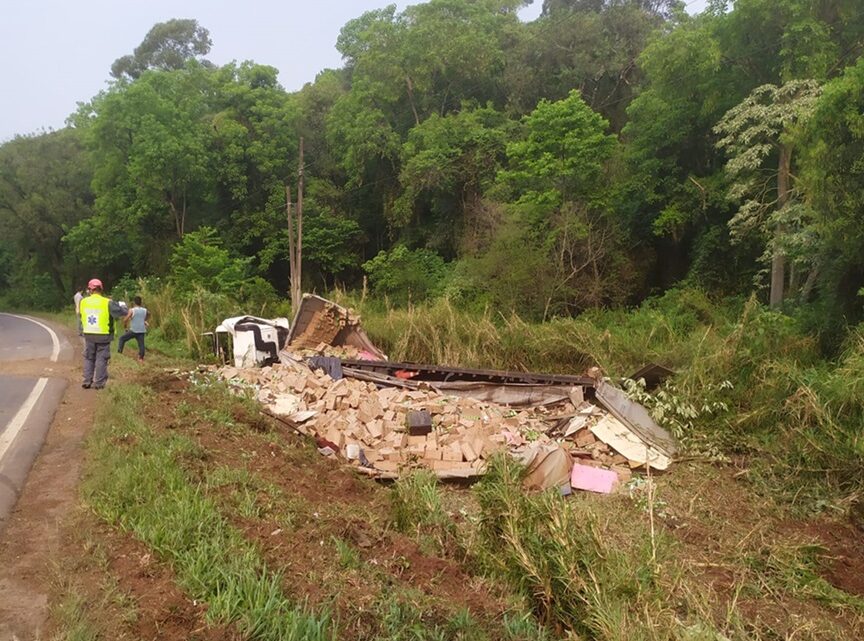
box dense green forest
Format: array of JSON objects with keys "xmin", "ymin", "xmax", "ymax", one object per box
[{"xmin": 2, "ymin": 0, "xmax": 864, "ymax": 343}]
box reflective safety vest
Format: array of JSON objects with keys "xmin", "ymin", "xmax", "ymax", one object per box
[{"xmin": 80, "ymin": 294, "xmax": 111, "ymax": 335}]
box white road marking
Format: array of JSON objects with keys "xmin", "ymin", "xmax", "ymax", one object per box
[
  {"xmin": 0, "ymin": 313, "xmax": 61, "ymax": 362},
  {"xmin": 0, "ymin": 378, "xmax": 49, "ymax": 460},
  {"xmin": 0, "ymin": 314, "xmax": 62, "ymax": 462}
]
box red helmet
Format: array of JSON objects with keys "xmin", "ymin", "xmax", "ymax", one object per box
[{"xmin": 87, "ymin": 278, "xmax": 103, "ymax": 290}]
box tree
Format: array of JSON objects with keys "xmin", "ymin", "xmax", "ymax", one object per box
[
  {"xmin": 74, "ymin": 64, "xmax": 216, "ymax": 275},
  {"xmin": 337, "ymin": 0, "xmax": 522, "ymax": 125},
  {"xmin": 0, "ymin": 129, "xmax": 93, "ymax": 300},
  {"xmin": 296, "ymin": 69, "xmax": 347, "ymax": 176},
  {"xmin": 542, "ymin": 0, "xmax": 683, "ymax": 18},
  {"xmin": 253, "ymin": 181, "xmax": 366, "ymax": 291},
  {"xmin": 620, "ymin": 11, "xmax": 748, "ymax": 292},
  {"xmin": 362, "ymin": 245, "xmax": 449, "ymax": 304},
  {"xmin": 799, "ymin": 57, "xmax": 864, "ymax": 322},
  {"xmin": 482, "ymin": 90, "xmax": 628, "ymax": 317},
  {"xmin": 111, "ymin": 19, "xmax": 212, "ymax": 80},
  {"xmin": 501, "ymin": 90, "xmax": 616, "ymax": 208},
  {"xmin": 327, "ymin": 0, "xmax": 524, "ymax": 254},
  {"xmin": 506, "ymin": 0, "xmax": 683, "ymax": 129},
  {"xmin": 205, "ymin": 62, "xmax": 302, "ymax": 288},
  {"xmin": 714, "ymin": 0, "xmax": 864, "ymax": 86},
  {"xmin": 168, "ymin": 226, "xmax": 277, "ymax": 306},
  {"xmin": 714, "ymin": 80, "xmax": 822, "ymax": 307},
  {"xmin": 619, "ymin": 0, "xmax": 864, "ymax": 297},
  {"xmin": 393, "ymin": 105, "xmax": 515, "ymax": 255}
]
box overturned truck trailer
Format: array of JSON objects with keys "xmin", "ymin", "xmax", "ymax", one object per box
[
  {"xmin": 207, "ymin": 316, "xmax": 291, "ymax": 368},
  {"xmin": 285, "ymin": 294, "xmax": 386, "ymax": 360}
]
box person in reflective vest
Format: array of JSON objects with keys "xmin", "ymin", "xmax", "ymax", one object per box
[{"xmin": 80, "ymin": 278, "xmax": 126, "ymax": 389}]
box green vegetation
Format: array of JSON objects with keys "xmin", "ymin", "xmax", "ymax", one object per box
[
  {"xmin": 391, "ymin": 469, "xmax": 458, "ymax": 556},
  {"xmin": 473, "ymin": 457, "xmax": 678, "ymax": 638},
  {"xmin": 3, "ymin": 0, "xmax": 864, "ymax": 331},
  {"xmin": 4, "ymin": 5, "xmax": 863, "ymax": 504},
  {"xmin": 81, "ymin": 383, "xmax": 334, "ymax": 640},
  {"xmin": 391, "ymin": 459, "xmax": 864, "ymax": 640},
  {"xmin": 51, "ymin": 592, "xmax": 105, "ymax": 641},
  {"xmin": 59, "ymin": 358, "xmax": 561, "ymax": 639},
  {"xmin": 45, "ymin": 323, "xmax": 862, "ymax": 639},
  {"xmin": 360, "ymin": 289, "xmax": 863, "ymax": 508}
]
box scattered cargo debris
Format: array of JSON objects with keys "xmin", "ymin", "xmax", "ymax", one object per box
[
  {"xmin": 595, "ymin": 381, "xmax": 677, "ymax": 461},
  {"xmin": 211, "ymin": 295, "xmax": 678, "ymax": 493},
  {"xmin": 407, "ymin": 410, "xmax": 433, "ymax": 436},
  {"xmin": 571, "ymin": 463, "xmax": 620, "ymax": 494},
  {"xmin": 518, "ymin": 444, "xmax": 573, "ymax": 494}
]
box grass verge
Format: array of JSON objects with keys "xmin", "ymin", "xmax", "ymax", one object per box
[{"xmin": 81, "ymin": 382, "xmax": 333, "ymax": 641}]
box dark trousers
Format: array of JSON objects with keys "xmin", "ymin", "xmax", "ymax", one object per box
[
  {"xmin": 83, "ymin": 341, "xmax": 111, "ymax": 387},
  {"xmin": 118, "ymin": 331, "xmax": 146, "ymax": 358}
]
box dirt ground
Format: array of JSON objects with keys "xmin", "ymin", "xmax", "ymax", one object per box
[
  {"xmin": 135, "ymin": 373, "xmax": 513, "ymax": 639},
  {"xmin": 0, "ymin": 328, "xmax": 97, "ymax": 641},
  {"xmin": 658, "ymin": 462, "xmax": 864, "ymax": 638}
]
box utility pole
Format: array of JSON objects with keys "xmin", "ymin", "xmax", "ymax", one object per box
[
  {"xmin": 296, "ymin": 137, "xmax": 304, "ymax": 312},
  {"xmin": 286, "ymin": 138, "xmax": 305, "ymax": 312},
  {"xmin": 285, "ymin": 184, "xmax": 297, "ymax": 311}
]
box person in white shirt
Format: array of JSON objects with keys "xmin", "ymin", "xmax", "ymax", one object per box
[
  {"xmin": 73, "ymin": 287, "xmax": 85, "ymax": 335},
  {"xmin": 118, "ymin": 296, "xmax": 149, "ymax": 361}
]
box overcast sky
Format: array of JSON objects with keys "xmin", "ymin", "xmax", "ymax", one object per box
[{"xmin": 0, "ymin": 0, "xmax": 709, "ymax": 142}]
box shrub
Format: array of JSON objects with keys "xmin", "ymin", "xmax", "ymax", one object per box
[
  {"xmin": 169, "ymin": 227, "xmax": 272, "ymax": 302},
  {"xmin": 362, "ymin": 245, "xmax": 449, "ymax": 305}
]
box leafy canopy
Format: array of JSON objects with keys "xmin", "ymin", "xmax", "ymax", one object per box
[{"xmin": 111, "ymin": 19, "xmax": 212, "ymax": 80}]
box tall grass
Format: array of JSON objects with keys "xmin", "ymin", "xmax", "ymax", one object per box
[
  {"xmin": 350, "ymin": 288, "xmax": 743, "ymax": 376},
  {"xmin": 355, "ymin": 290, "xmax": 862, "ymax": 506},
  {"xmin": 391, "ymin": 470, "xmax": 459, "ymax": 556},
  {"xmin": 388, "ymin": 459, "xmax": 728, "ymax": 639},
  {"xmin": 470, "ymin": 457, "xmax": 680, "ymax": 639},
  {"xmin": 744, "ymin": 328, "xmax": 864, "ymax": 505}
]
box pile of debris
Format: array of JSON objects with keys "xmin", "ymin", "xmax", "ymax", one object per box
[
  {"xmin": 216, "ymin": 366, "xmax": 673, "ymax": 493},
  {"xmin": 210, "ymin": 294, "xmax": 677, "ymax": 494}
]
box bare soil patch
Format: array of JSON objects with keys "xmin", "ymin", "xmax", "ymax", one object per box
[
  {"xmin": 659, "ymin": 464, "xmax": 864, "ymax": 639},
  {"xmin": 788, "ymin": 519, "xmax": 864, "ymax": 598},
  {"xmin": 45, "ymin": 515, "xmax": 238, "ymax": 641}
]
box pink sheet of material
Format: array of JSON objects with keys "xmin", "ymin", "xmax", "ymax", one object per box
[
  {"xmin": 570, "ymin": 463, "xmax": 619, "ymax": 494},
  {"xmin": 501, "ymin": 429, "xmax": 526, "ymax": 446}
]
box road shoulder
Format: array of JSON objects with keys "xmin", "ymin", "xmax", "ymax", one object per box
[{"xmin": 0, "ymin": 318, "xmax": 95, "ymax": 641}]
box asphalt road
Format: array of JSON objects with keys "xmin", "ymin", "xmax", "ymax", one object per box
[
  {"xmin": 0, "ymin": 313, "xmax": 69, "ymax": 530},
  {"xmin": 0, "ymin": 313, "xmax": 56, "ymax": 362}
]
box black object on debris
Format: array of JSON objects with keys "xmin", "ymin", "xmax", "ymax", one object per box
[
  {"xmin": 307, "ymin": 356, "xmax": 344, "ymax": 380},
  {"xmin": 407, "ymin": 410, "xmax": 433, "ymax": 436},
  {"xmin": 629, "ymin": 363, "xmax": 675, "ymax": 390}
]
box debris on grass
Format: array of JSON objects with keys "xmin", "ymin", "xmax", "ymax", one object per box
[{"xmin": 198, "ymin": 296, "xmax": 679, "ymax": 495}]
